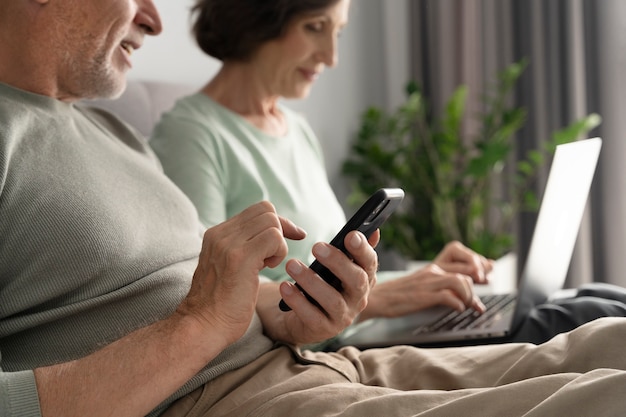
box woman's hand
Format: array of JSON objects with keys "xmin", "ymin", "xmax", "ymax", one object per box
[
  {"xmin": 433, "ymin": 240, "xmax": 494, "ymax": 285},
  {"xmin": 358, "ymin": 241, "xmax": 493, "ymax": 322}
]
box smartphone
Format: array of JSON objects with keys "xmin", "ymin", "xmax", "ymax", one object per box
[{"xmin": 279, "ymin": 188, "xmax": 405, "ymax": 312}]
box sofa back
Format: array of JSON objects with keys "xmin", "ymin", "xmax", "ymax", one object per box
[{"xmin": 85, "ymin": 80, "xmax": 196, "ymax": 139}]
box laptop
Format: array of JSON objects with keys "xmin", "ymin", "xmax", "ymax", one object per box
[{"xmin": 331, "ymin": 137, "xmax": 603, "ymax": 349}]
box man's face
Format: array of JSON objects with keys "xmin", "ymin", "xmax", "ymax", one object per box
[{"xmin": 53, "ymin": 0, "xmax": 162, "ymax": 100}]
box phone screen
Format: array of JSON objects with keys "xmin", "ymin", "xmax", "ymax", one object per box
[{"xmin": 279, "ymin": 188, "xmax": 404, "ymax": 311}]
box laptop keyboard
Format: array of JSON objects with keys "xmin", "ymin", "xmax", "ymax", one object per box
[{"xmin": 412, "ymin": 293, "xmax": 517, "ymax": 335}]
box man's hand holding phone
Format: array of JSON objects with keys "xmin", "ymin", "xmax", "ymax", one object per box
[
  {"xmin": 274, "ymin": 229, "xmax": 380, "ymax": 343},
  {"xmin": 278, "ymin": 188, "xmax": 404, "ymax": 313}
]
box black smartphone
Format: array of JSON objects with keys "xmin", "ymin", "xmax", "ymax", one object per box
[{"xmin": 279, "ymin": 188, "xmax": 405, "ymax": 312}]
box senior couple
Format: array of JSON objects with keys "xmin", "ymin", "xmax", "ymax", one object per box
[{"xmin": 1, "ymin": 1, "xmax": 626, "ymax": 417}]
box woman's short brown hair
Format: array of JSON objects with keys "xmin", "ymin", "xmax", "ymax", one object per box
[{"xmin": 191, "ymin": 0, "xmax": 340, "ymax": 61}]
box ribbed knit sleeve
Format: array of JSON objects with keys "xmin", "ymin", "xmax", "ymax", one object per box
[{"xmin": 0, "ymin": 370, "xmax": 41, "ymax": 417}]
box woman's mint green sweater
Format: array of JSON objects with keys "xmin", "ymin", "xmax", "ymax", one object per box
[{"xmin": 150, "ymin": 93, "xmax": 347, "ymax": 283}]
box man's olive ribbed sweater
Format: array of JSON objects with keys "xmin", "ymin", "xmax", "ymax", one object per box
[{"xmin": 0, "ymin": 83, "xmax": 273, "ymax": 417}]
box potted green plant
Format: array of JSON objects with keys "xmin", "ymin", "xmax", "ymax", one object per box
[{"xmin": 342, "ymin": 59, "xmax": 601, "ymax": 261}]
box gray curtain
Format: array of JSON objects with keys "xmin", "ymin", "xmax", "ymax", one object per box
[{"xmin": 405, "ymin": 0, "xmax": 626, "ymax": 287}]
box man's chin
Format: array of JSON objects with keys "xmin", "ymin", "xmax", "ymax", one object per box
[
  {"xmin": 101, "ymin": 76, "xmax": 128, "ymax": 99},
  {"xmin": 106, "ymin": 83, "xmax": 127, "ymax": 100},
  {"xmin": 84, "ymin": 77, "xmax": 127, "ymax": 100}
]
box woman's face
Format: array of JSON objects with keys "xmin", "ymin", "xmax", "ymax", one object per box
[{"xmin": 252, "ymin": 0, "xmax": 350, "ymax": 100}]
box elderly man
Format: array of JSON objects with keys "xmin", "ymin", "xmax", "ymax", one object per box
[{"xmin": 1, "ymin": 1, "xmax": 625, "ymax": 417}]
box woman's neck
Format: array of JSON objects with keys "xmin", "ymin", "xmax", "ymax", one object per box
[{"xmin": 201, "ymin": 64, "xmax": 287, "ymax": 137}]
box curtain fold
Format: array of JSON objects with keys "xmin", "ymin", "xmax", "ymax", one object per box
[
  {"xmin": 402, "ymin": 0, "xmax": 626, "ymax": 287},
  {"xmin": 590, "ymin": 0, "xmax": 626, "ymax": 287}
]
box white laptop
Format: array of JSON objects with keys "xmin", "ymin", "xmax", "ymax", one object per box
[{"xmin": 331, "ymin": 137, "xmax": 602, "ymax": 349}]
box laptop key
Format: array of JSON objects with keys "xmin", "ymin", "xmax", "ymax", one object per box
[
  {"xmin": 412, "ymin": 294, "xmax": 516, "ymax": 335},
  {"xmin": 467, "ymin": 294, "xmax": 517, "ymax": 329}
]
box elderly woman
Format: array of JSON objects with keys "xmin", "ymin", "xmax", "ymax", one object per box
[{"xmin": 150, "ymin": 0, "xmax": 626, "ymax": 344}]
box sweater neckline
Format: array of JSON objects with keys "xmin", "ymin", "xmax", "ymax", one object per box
[{"xmin": 0, "ymin": 82, "xmax": 77, "ymax": 113}]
